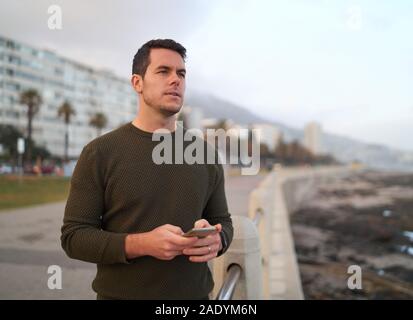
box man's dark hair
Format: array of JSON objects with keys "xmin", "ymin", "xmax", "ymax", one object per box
[{"xmin": 132, "ymin": 39, "xmax": 186, "ymax": 77}]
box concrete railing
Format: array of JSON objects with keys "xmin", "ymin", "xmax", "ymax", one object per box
[
  {"xmin": 247, "ymin": 172, "xmax": 276, "ymax": 299},
  {"xmin": 212, "ymin": 165, "xmax": 362, "ymax": 300},
  {"xmin": 212, "ymin": 215, "xmax": 264, "ymax": 299}
]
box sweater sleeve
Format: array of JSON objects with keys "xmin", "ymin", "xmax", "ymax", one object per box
[
  {"xmin": 60, "ymin": 143, "xmax": 130, "ymax": 265},
  {"xmin": 202, "ymin": 163, "xmax": 234, "ymax": 257}
]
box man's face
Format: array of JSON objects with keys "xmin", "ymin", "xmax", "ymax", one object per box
[{"xmin": 134, "ymin": 48, "xmax": 186, "ymax": 116}]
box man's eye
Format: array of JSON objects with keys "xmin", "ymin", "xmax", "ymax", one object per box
[
  {"xmin": 158, "ymin": 70, "xmax": 167, "ymax": 74},
  {"xmin": 179, "ymin": 73, "xmax": 186, "ymax": 78}
]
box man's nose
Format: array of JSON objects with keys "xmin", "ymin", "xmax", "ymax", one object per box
[{"xmin": 169, "ymin": 72, "xmax": 182, "ymax": 86}]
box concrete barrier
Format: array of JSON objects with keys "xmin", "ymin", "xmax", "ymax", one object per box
[
  {"xmin": 247, "ymin": 171, "xmax": 276, "ymax": 299},
  {"xmin": 212, "ymin": 215, "xmax": 263, "ymax": 299}
]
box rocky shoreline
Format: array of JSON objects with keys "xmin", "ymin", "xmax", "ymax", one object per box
[{"xmin": 291, "ymin": 170, "xmax": 413, "ymax": 299}]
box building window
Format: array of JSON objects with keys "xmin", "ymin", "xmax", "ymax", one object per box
[
  {"xmin": 55, "ymin": 68, "xmax": 63, "ymax": 76},
  {"xmin": 6, "ymin": 110, "xmax": 19, "ymax": 119},
  {"xmin": 5, "ymin": 82, "xmax": 19, "ymax": 91},
  {"xmin": 6, "ymin": 40, "xmax": 15, "ymax": 49},
  {"xmin": 8, "ymin": 55, "xmax": 20, "ymax": 65}
]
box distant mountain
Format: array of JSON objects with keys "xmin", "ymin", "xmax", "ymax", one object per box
[
  {"xmin": 321, "ymin": 133, "xmax": 413, "ymax": 172},
  {"xmin": 185, "ymin": 92, "xmax": 263, "ymax": 124},
  {"xmin": 185, "ymin": 91, "xmax": 413, "ymax": 172},
  {"xmin": 185, "ymin": 91, "xmax": 301, "ymax": 141}
]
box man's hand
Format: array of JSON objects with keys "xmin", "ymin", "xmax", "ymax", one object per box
[
  {"xmin": 125, "ymin": 224, "xmax": 198, "ymax": 261},
  {"xmin": 182, "ymin": 219, "xmax": 223, "ymax": 263}
]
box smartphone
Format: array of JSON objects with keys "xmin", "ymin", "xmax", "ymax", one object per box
[{"xmin": 183, "ymin": 226, "xmax": 218, "ymax": 238}]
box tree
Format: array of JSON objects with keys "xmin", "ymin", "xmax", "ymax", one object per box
[
  {"xmin": 0, "ymin": 124, "xmax": 23, "ymax": 162},
  {"xmin": 32, "ymin": 144, "xmax": 51, "ymax": 160},
  {"xmin": 274, "ymin": 135, "xmax": 316, "ymax": 165},
  {"xmin": 0, "ymin": 124, "xmax": 51, "ymax": 166},
  {"xmin": 57, "ymin": 101, "xmax": 76, "ymax": 162},
  {"xmin": 89, "ymin": 112, "xmax": 107, "ymax": 137},
  {"xmin": 19, "ymin": 89, "xmax": 42, "ymax": 164},
  {"xmin": 274, "ymin": 134, "xmax": 287, "ymax": 162},
  {"xmin": 216, "ymin": 119, "xmax": 228, "ymax": 131}
]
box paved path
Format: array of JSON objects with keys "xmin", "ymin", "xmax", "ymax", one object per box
[
  {"xmin": 0, "ymin": 202, "xmax": 96, "ymax": 299},
  {"xmin": 0, "ymin": 173, "xmax": 267, "ymax": 299}
]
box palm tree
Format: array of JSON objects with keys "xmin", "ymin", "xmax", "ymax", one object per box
[
  {"xmin": 19, "ymin": 89, "xmax": 42, "ymax": 164},
  {"xmin": 57, "ymin": 101, "xmax": 76, "ymax": 162},
  {"xmin": 89, "ymin": 112, "xmax": 107, "ymax": 137}
]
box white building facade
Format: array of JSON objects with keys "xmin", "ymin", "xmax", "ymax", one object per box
[
  {"xmin": 0, "ymin": 35, "xmax": 137, "ymax": 158},
  {"xmin": 303, "ymin": 121, "xmax": 323, "ymax": 155}
]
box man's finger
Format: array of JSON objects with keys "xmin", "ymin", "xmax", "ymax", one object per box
[
  {"xmin": 215, "ymin": 224, "xmax": 222, "ymax": 232},
  {"xmin": 194, "ymin": 219, "xmax": 210, "ymax": 228},
  {"xmin": 183, "ymin": 244, "xmax": 217, "ymax": 256},
  {"xmin": 189, "ymin": 234, "xmax": 219, "ymax": 247},
  {"xmin": 164, "ymin": 224, "xmax": 184, "ymax": 234},
  {"xmin": 170, "ymin": 234, "xmax": 199, "ymax": 246}
]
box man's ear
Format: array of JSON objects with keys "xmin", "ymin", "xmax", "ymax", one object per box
[{"xmin": 131, "ymin": 74, "xmax": 143, "ymax": 94}]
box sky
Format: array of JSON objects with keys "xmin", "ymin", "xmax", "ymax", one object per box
[{"xmin": 0, "ymin": 0, "xmax": 412, "ymax": 151}]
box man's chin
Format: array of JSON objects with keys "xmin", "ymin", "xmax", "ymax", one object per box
[{"xmin": 159, "ymin": 104, "xmax": 182, "ymax": 116}]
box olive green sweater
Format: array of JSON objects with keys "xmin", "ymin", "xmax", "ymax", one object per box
[{"xmin": 61, "ymin": 122, "xmax": 233, "ymax": 299}]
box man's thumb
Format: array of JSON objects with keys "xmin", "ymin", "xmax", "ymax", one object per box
[{"xmin": 194, "ymin": 219, "xmax": 209, "ymax": 228}]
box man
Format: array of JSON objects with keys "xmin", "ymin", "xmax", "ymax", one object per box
[{"xmin": 61, "ymin": 39, "xmax": 233, "ymax": 300}]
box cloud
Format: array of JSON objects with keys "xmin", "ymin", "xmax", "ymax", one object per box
[{"xmin": 0, "ymin": 0, "xmax": 213, "ymax": 77}]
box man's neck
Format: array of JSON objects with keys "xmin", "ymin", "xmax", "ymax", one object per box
[{"xmin": 132, "ymin": 106, "xmax": 177, "ymax": 133}]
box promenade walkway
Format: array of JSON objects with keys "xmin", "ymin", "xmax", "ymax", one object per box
[{"xmin": 0, "ymin": 173, "xmax": 267, "ymax": 299}]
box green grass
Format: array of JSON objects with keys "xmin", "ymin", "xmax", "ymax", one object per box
[{"xmin": 0, "ymin": 175, "xmax": 71, "ymax": 211}]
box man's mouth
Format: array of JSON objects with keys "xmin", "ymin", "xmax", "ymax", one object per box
[{"xmin": 165, "ymin": 91, "xmax": 181, "ymax": 98}]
